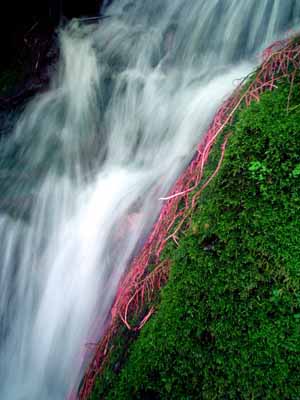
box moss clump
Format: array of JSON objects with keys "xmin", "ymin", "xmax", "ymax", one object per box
[{"xmin": 90, "ymin": 74, "xmax": 300, "ymax": 399}]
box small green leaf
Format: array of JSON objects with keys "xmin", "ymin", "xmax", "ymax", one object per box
[{"xmin": 292, "ymin": 164, "xmax": 300, "ymax": 178}]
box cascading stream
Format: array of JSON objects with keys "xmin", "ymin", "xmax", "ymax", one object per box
[{"xmin": 0, "ymin": 1, "xmax": 299, "ymax": 398}]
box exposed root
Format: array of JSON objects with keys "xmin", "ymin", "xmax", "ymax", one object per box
[{"xmin": 75, "ymin": 35, "xmax": 300, "ymax": 400}]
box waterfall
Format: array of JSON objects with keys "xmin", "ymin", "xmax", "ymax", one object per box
[{"xmin": 0, "ymin": 1, "xmax": 299, "ymax": 398}]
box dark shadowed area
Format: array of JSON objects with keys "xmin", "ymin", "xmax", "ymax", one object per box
[{"xmin": 0, "ymin": 0, "xmax": 102, "ymax": 101}]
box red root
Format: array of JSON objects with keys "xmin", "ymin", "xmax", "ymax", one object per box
[{"xmin": 75, "ymin": 35, "xmax": 300, "ymax": 400}]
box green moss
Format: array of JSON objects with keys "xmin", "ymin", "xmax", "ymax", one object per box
[{"xmin": 90, "ymin": 74, "xmax": 300, "ymax": 399}]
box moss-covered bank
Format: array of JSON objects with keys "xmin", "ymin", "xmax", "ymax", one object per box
[{"xmin": 89, "ymin": 70, "xmax": 300, "ymax": 399}]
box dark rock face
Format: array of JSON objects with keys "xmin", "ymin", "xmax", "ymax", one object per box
[
  {"xmin": 1, "ymin": 0, "xmax": 102, "ymax": 67},
  {"xmin": 0, "ymin": 0, "xmax": 103, "ymax": 111}
]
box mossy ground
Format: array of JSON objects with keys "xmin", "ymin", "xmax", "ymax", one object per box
[{"xmin": 90, "ymin": 73, "xmax": 300, "ymax": 399}]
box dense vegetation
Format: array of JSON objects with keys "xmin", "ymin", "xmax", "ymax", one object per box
[{"xmin": 90, "ymin": 73, "xmax": 300, "ymax": 399}]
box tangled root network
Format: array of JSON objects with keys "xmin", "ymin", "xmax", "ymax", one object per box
[{"xmin": 76, "ymin": 35, "xmax": 300, "ymax": 400}]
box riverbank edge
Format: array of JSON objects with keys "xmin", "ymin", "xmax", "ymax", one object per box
[{"xmin": 83, "ymin": 35, "xmax": 300, "ymax": 400}]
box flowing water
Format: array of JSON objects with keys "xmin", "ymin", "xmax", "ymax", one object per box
[{"xmin": 0, "ymin": 1, "xmax": 299, "ymax": 398}]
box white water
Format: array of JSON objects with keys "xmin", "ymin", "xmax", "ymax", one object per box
[{"xmin": 0, "ymin": 1, "xmax": 299, "ymax": 398}]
